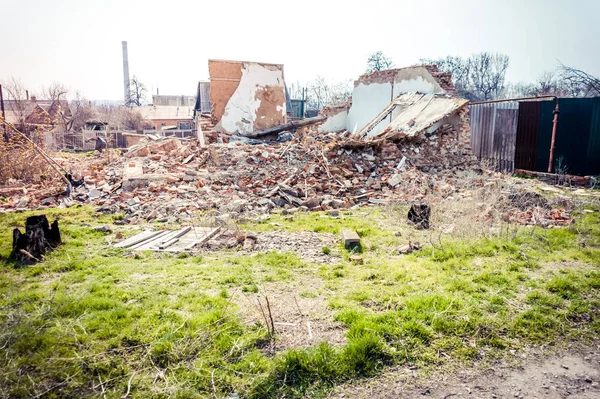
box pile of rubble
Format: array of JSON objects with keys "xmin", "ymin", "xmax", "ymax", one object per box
[
  {"xmin": 0, "ymin": 127, "xmax": 574, "ymax": 229},
  {"xmin": 7, "ymin": 126, "xmax": 477, "ymax": 221}
]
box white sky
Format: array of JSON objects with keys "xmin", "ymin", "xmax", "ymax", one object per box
[{"xmin": 2, "ymin": 0, "xmax": 599, "ymax": 101}]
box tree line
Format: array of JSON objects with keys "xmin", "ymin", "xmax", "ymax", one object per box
[{"xmin": 293, "ymin": 51, "xmax": 600, "ymax": 111}]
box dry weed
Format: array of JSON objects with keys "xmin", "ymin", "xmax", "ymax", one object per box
[{"xmin": 0, "ymin": 128, "xmax": 52, "ymax": 185}]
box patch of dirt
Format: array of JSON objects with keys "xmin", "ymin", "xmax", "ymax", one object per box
[
  {"xmin": 250, "ymin": 230, "xmax": 339, "ymax": 264},
  {"xmin": 234, "ymin": 276, "xmax": 346, "ymax": 353},
  {"xmin": 328, "ymin": 343, "xmax": 600, "ymax": 398}
]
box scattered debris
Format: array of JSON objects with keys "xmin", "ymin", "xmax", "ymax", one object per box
[
  {"xmin": 94, "ymin": 225, "xmax": 112, "ymax": 233},
  {"xmin": 395, "ymin": 241, "xmax": 422, "ymax": 255}
]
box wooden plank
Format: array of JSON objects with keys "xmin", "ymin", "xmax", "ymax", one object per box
[
  {"xmin": 129, "ymin": 230, "xmax": 172, "ymax": 250},
  {"xmin": 114, "ymin": 227, "xmax": 220, "ymax": 253},
  {"xmin": 162, "ymin": 227, "xmax": 220, "ymax": 252},
  {"xmin": 114, "ymin": 230, "xmax": 164, "ymax": 248}
]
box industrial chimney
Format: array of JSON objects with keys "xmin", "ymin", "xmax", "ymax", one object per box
[{"xmin": 122, "ymin": 41, "xmax": 130, "ymax": 105}]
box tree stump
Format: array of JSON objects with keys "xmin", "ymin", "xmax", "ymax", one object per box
[
  {"xmin": 11, "ymin": 215, "xmax": 61, "ymax": 263},
  {"xmin": 408, "ymin": 204, "xmax": 431, "ymax": 230}
]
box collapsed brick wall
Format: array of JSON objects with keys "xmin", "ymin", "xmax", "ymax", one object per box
[
  {"xmin": 457, "ymin": 105, "xmax": 472, "ymax": 154},
  {"xmin": 354, "ymin": 68, "xmax": 400, "ymax": 87},
  {"xmin": 354, "ymin": 65, "xmax": 458, "ymax": 96},
  {"xmin": 376, "ymin": 104, "xmax": 474, "ymax": 171},
  {"xmin": 421, "ymin": 65, "xmax": 458, "ymax": 97}
]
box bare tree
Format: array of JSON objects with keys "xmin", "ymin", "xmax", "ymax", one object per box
[
  {"xmin": 469, "ymin": 52, "xmax": 509, "ymax": 101},
  {"xmin": 501, "ymin": 82, "xmax": 536, "ymax": 98},
  {"xmin": 2, "ymin": 77, "xmax": 30, "ymax": 129},
  {"xmin": 287, "ymin": 81, "xmax": 306, "ymax": 100},
  {"xmin": 421, "ymin": 52, "xmax": 509, "ymax": 101},
  {"xmin": 127, "ymin": 76, "xmax": 147, "ymax": 106},
  {"xmin": 366, "ymin": 51, "xmax": 394, "ymax": 73},
  {"xmin": 40, "ymin": 83, "xmax": 98, "ymax": 132},
  {"xmin": 558, "ymin": 63, "xmax": 600, "ymax": 97},
  {"xmin": 305, "ymin": 76, "xmax": 352, "ymax": 111},
  {"xmin": 68, "ymin": 92, "xmax": 95, "ymax": 131},
  {"xmin": 43, "ymin": 81, "xmax": 69, "ymax": 102}
]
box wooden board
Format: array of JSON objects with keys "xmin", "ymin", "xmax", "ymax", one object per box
[{"xmin": 114, "ymin": 227, "xmax": 220, "ymax": 252}]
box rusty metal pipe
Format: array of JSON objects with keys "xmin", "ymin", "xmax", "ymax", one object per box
[{"xmin": 548, "ymin": 100, "xmax": 560, "ymax": 173}]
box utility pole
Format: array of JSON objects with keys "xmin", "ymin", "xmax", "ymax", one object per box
[{"xmin": 0, "ymin": 84, "xmax": 6, "ymax": 140}]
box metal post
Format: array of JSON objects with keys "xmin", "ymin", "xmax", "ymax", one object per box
[
  {"xmin": 548, "ymin": 99, "xmax": 560, "ymax": 173},
  {"xmin": 0, "ymin": 84, "xmax": 5, "ymax": 120},
  {"xmin": 0, "ymin": 84, "xmax": 5, "ymax": 139}
]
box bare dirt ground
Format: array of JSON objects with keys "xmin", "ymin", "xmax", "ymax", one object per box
[
  {"xmin": 250, "ymin": 230, "xmax": 339, "ymax": 264},
  {"xmin": 328, "ymin": 342, "xmax": 600, "ymax": 398},
  {"xmin": 235, "ymin": 277, "xmax": 347, "ymax": 353}
]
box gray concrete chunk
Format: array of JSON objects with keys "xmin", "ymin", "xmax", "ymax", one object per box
[
  {"xmin": 388, "ymin": 173, "xmax": 402, "ymax": 187},
  {"xmin": 341, "ymin": 230, "xmax": 360, "ymax": 249}
]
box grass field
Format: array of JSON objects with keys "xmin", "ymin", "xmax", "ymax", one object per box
[{"xmin": 1, "ymin": 198, "xmax": 599, "ymax": 398}]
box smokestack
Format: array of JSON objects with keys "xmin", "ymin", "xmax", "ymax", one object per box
[{"xmin": 122, "ymin": 41, "xmax": 130, "ymax": 105}]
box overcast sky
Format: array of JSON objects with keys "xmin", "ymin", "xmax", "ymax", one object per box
[{"xmin": 2, "ymin": 0, "xmax": 599, "ymax": 101}]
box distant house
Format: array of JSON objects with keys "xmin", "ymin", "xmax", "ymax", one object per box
[
  {"xmin": 152, "ymin": 95, "xmax": 196, "ymax": 107},
  {"xmin": 3, "ymin": 96, "xmax": 70, "ymax": 132},
  {"xmin": 137, "ymin": 104, "xmax": 194, "ymax": 130}
]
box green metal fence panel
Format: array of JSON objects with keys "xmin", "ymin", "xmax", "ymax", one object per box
[
  {"xmin": 587, "ymin": 98, "xmax": 600, "ymax": 176},
  {"xmin": 536, "ymin": 98, "xmax": 595, "ymax": 176}
]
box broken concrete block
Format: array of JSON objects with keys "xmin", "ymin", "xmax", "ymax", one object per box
[
  {"xmin": 88, "ymin": 189, "xmax": 102, "ymax": 200},
  {"xmin": 388, "ymin": 174, "xmax": 402, "ymax": 187},
  {"xmin": 341, "ymin": 230, "xmax": 360, "ymax": 249}
]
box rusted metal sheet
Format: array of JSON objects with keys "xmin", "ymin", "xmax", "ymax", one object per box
[
  {"xmin": 469, "ymin": 102, "xmax": 519, "ymax": 172},
  {"xmin": 514, "ymin": 101, "xmax": 541, "ymax": 171}
]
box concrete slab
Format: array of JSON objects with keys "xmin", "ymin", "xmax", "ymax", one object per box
[{"xmin": 122, "ymin": 161, "xmax": 169, "ymax": 190}]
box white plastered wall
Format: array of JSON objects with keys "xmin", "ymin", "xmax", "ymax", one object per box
[
  {"xmin": 346, "ymin": 82, "xmax": 393, "ymax": 135},
  {"xmin": 343, "ymin": 67, "xmax": 447, "ymax": 135},
  {"xmin": 318, "ymin": 109, "xmax": 348, "ymax": 133},
  {"xmin": 216, "ymin": 63, "xmax": 286, "ymax": 134}
]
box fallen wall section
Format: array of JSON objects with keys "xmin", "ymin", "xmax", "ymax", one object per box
[
  {"xmin": 346, "ymin": 66, "xmax": 451, "ymax": 135},
  {"xmin": 209, "ymin": 60, "xmax": 286, "ymax": 134}
]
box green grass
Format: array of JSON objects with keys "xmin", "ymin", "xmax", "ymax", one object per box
[{"xmin": 1, "ymin": 205, "xmax": 599, "ymax": 398}]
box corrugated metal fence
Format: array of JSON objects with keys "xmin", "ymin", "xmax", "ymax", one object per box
[
  {"xmin": 470, "ymin": 101, "xmax": 519, "ymax": 172},
  {"xmin": 471, "ymin": 97, "xmax": 600, "ymax": 176}
]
